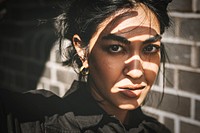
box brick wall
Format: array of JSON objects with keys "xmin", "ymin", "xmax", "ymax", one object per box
[
  {"xmin": 0, "ymin": 0, "xmax": 200, "ymax": 133},
  {"xmin": 143, "ymin": 0, "xmax": 200, "ymax": 133},
  {"xmin": 0, "ymin": 0, "xmax": 68, "ymax": 93}
]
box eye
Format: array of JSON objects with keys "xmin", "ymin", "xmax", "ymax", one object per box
[
  {"xmin": 143, "ymin": 44, "xmax": 160, "ymax": 54},
  {"xmin": 109, "ymin": 45, "xmax": 124, "ymax": 53}
]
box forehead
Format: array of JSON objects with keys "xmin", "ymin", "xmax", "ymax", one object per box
[
  {"xmin": 103, "ymin": 4, "xmax": 159, "ymax": 35},
  {"xmin": 89, "ymin": 4, "xmax": 160, "ymax": 50}
]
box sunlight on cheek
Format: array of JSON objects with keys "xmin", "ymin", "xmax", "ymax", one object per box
[{"xmin": 143, "ymin": 61, "xmax": 159, "ymax": 74}]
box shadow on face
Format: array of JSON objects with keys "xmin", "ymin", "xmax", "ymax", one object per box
[{"xmin": 84, "ymin": 4, "xmax": 161, "ymax": 111}]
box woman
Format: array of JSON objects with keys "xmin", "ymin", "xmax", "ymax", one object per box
[{"xmin": 0, "ymin": 0, "xmax": 172, "ymax": 132}]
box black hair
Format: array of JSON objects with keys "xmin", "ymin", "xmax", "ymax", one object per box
[{"xmin": 55, "ymin": 0, "xmax": 172, "ymax": 78}]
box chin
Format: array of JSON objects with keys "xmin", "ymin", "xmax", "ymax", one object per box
[
  {"xmin": 119, "ymin": 104, "xmax": 139, "ymax": 110},
  {"xmin": 118, "ymin": 98, "xmax": 145, "ymax": 110}
]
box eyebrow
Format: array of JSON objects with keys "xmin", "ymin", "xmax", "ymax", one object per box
[
  {"xmin": 143, "ymin": 34, "xmax": 162, "ymax": 44},
  {"xmin": 102, "ymin": 34, "xmax": 162, "ymax": 45},
  {"xmin": 102, "ymin": 34, "xmax": 131, "ymax": 45}
]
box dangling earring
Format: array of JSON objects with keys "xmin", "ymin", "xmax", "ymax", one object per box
[{"xmin": 80, "ymin": 66, "xmax": 89, "ymax": 76}]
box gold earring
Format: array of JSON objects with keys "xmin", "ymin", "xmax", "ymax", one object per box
[{"xmin": 80, "ymin": 66, "xmax": 89, "ymax": 76}]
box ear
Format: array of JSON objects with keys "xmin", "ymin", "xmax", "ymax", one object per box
[{"xmin": 72, "ymin": 34, "xmax": 89, "ymax": 68}]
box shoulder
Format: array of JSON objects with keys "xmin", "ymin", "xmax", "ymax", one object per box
[
  {"xmin": 0, "ymin": 81, "xmax": 86, "ymax": 121},
  {"xmin": 44, "ymin": 112, "xmax": 103, "ymax": 133},
  {"xmin": 0, "ymin": 88, "xmax": 63, "ymax": 121},
  {"xmin": 141, "ymin": 114, "xmax": 171, "ymax": 133},
  {"xmin": 128, "ymin": 107, "xmax": 171, "ymax": 133}
]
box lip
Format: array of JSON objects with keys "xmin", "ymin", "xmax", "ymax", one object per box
[{"xmin": 118, "ymin": 85, "xmax": 145, "ymax": 98}]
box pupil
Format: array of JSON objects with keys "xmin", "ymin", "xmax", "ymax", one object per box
[
  {"xmin": 112, "ymin": 46, "xmax": 119, "ymax": 51},
  {"xmin": 147, "ymin": 46, "xmax": 153, "ymax": 51}
]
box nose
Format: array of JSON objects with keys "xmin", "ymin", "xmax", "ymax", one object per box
[{"xmin": 124, "ymin": 55, "xmax": 144, "ymax": 79}]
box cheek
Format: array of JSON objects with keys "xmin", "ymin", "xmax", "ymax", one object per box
[
  {"xmin": 88, "ymin": 51, "xmax": 108, "ymax": 81},
  {"xmin": 143, "ymin": 60, "xmax": 160, "ymax": 85},
  {"xmin": 89, "ymin": 55, "xmax": 121, "ymax": 78},
  {"xmin": 142, "ymin": 53, "xmax": 160, "ymax": 84},
  {"xmin": 88, "ymin": 51, "xmax": 125, "ymax": 87}
]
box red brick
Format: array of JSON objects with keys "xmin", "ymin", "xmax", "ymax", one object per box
[
  {"xmin": 179, "ymin": 18, "xmax": 200, "ymax": 41},
  {"xmin": 179, "ymin": 70, "xmax": 200, "ymax": 94},
  {"xmin": 165, "ymin": 43, "xmax": 191, "ymax": 66},
  {"xmin": 0, "ymin": 54, "xmax": 26, "ymax": 73},
  {"xmin": 50, "ymin": 85, "xmax": 60, "ymax": 96},
  {"xmin": 164, "ymin": 117, "xmax": 174, "ymax": 133},
  {"xmin": 195, "ymin": 100, "xmax": 200, "ymax": 121},
  {"xmin": 180, "ymin": 121, "xmax": 200, "ymax": 133},
  {"xmin": 146, "ymin": 91, "xmax": 191, "ymax": 117},
  {"xmin": 43, "ymin": 67, "xmax": 51, "ymax": 78},
  {"xmin": 195, "ymin": 0, "xmax": 200, "ymax": 12},
  {"xmin": 57, "ymin": 68, "xmax": 77, "ymax": 85},
  {"xmin": 169, "ymin": 0, "xmax": 192, "ymax": 12},
  {"xmin": 25, "ymin": 60, "xmax": 44, "ymax": 78},
  {"xmin": 165, "ymin": 68, "xmax": 174, "ymax": 88},
  {"xmin": 14, "ymin": 73, "xmax": 38, "ymax": 92}
]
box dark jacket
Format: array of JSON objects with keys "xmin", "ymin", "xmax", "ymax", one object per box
[{"xmin": 0, "ymin": 81, "xmax": 171, "ymax": 133}]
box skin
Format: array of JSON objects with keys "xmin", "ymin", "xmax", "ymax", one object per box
[{"xmin": 73, "ymin": 4, "xmax": 161, "ymax": 123}]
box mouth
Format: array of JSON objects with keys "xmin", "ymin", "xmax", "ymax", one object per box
[
  {"xmin": 118, "ymin": 85, "xmax": 146, "ymax": 98},
  {"xmin": 119, "ymin": 85, "xmax": 146, "ymax": 90}
]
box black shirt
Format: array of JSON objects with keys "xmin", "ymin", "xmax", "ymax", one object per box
[{"xmin": 0, "ymin": 81, "xmax": 171, "ymax": 133}]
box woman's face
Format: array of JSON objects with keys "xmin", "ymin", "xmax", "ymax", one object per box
[{"xmin": 86, "ymin": 5, "xmax": 160, "ymax": 112}]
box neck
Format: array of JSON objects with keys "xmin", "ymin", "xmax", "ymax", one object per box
[
  {"xmin": 99, "ymin": 101, "xmax": 130, "ymax": 123},
  {"xmin": 87, "ymin": 79, "xmax": 130, "ymax": 123}
]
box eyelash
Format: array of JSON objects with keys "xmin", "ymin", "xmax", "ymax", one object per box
[
  {"xmin": 108, "ymin": 44, "xmax": 125, "ymax": 53},
  {"xmin": 143, "ymin": 44, "xmax": 160, "ymax": 54},
  {"xmin": 107, "ymin": 44, "xmax": 160, "ymax": 54}
]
